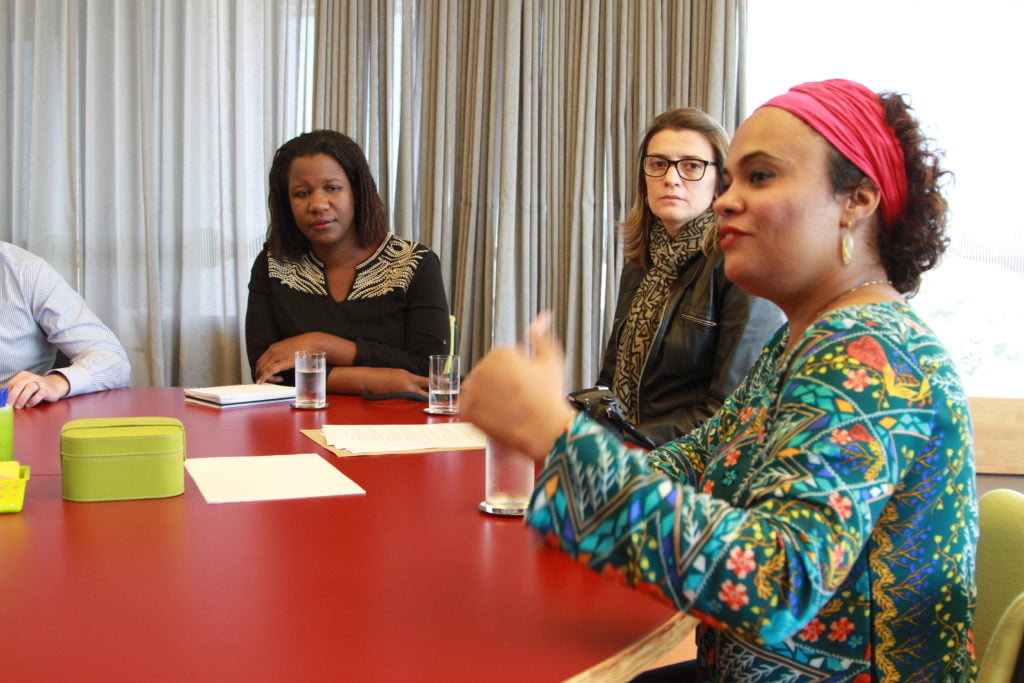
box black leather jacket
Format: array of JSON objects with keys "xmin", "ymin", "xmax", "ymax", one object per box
[{"xmin": 596, "ymin": 251, "xmax": 784, "ymax": 446}]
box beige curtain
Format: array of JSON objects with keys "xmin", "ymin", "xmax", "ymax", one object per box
[
  {"xmin": 2, "ymin": 0, "xmax": 315, "ymax": 388},
  {"xmin": 314, "ymin": 0, "xmax": 746, "ymax": 388}
]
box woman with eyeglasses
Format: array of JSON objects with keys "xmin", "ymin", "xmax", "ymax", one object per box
[{"xmin": 594, "ymin": 109, "xmax": 782, "ymax": 445}]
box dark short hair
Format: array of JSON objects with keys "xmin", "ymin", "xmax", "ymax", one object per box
[
  {"xmin": 266, "ymin": 130, "xmax": 388, "ymax": 261},
  {"xmin": 825, "ymin": 93, "xmax": 951, "ymax": 295},
  {"xmin": 619, "ymin": 108, "xmax": 730, "ymax": 269}
]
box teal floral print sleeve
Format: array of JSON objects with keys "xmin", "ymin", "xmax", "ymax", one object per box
[{"xmin": 525, "ymin": 302, "xmax": 977, "ymax": 681}]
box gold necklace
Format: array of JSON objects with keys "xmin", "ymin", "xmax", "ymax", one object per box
[{"xmin": 812, "ymin": 279, "xmax": 893, "ymax": 321}]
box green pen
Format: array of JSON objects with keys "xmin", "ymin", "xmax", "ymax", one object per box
[{"xmin": 0, "ymin": 387, "xmax": 13, "ymax": 461}]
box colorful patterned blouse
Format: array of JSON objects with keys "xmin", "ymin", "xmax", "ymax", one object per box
[{"xmin": 527, "ymin": 302, "xmax": 977, "ymax": 681}]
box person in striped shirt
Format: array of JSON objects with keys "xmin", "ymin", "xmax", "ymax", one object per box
[{"xmin": 1, "ymin": 241, "xmax": 130, "ymax": 408}]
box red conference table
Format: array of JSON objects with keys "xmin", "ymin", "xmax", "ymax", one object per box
[{"xmin": 3, "ymin": 387, "xmax": 693, "ymax": 682}]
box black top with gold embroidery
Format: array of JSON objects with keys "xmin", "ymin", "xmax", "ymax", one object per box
[{"xmin": 245, "ymin": 234, "xmax": 449, "ymax": 381}]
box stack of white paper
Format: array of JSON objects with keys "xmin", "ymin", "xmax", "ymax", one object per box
[{"xmin": 321, "ymin": 422, "xmax": 487, "ymax": 454}]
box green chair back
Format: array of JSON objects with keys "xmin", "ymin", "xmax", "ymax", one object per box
[{"xmin": 977, "ymin": 488, "xmax": 1024, "ymax": 681}]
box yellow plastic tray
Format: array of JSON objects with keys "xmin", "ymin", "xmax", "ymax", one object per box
[{"xmin": 0, "ymin": 461, "xmax": 30, "ymax": 513}]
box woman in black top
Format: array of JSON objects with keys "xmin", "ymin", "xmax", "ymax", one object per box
[
  {"xmin": 246, "ymin": 130, "xmax": 449, "ymax": 396},
  {"xmin": 596, "ymin": 109, "xmax": 782, "ymax": 445}
]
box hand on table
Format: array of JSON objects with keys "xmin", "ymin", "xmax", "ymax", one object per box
[
  {"xmin": 357, "ymin": 368, "xmax": 429, "ymax": 397},
  {"xmin": 461, "ymin": 313, "xmax": 575, "ymax": 461},
  {"xmin": 5, "ymin": 371, "xmax": 71, "ymax": 408},
  {"xmin": 254, "ymin": 333, "xmax": 326, "ymax": 384}
]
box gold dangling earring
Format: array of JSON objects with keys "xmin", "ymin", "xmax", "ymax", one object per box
[{"xmin": 840, "ymin": 222, "xmax": 854, "ymax": 266}]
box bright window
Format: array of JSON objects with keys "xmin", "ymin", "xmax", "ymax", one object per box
[{"xmin": 747, "ymin": 0, "xmax": 1024, "ymax": 397}]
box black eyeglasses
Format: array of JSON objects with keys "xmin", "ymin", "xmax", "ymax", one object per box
[{"xmin": 642, "ymin": 155, "xmax": 716, "ymax": 181}]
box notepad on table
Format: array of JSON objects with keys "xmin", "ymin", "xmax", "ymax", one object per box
[{"xmin": 184, "ymin": 383, "xmax": 296, "ymax": 407}]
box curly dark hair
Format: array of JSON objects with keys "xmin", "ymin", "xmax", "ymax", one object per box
[
  {"xmin": 619, "ymin": 108, "xmax": 730, "ymax": 270},
  {"xmin": 827, "ymin": 93, "xmax": 952, "ymax": 295},
  {"xmin": 266, "ymin": 130, "xmax": 388, "ymax": 261}
]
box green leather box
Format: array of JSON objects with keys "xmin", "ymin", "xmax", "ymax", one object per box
[{"xmin": 60, "ymin": 417, "xmax": 186, "ymax": 502}]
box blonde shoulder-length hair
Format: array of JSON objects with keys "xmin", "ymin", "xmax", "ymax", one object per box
[{"xmin": 619, "ymin": 108, "xmax": 730, "ymax": 270}]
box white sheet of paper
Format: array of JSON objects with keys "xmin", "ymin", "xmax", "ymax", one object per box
[
  {"xmin": 321, "ymin": 422, "xmax": 487, "ymax": 454},
  {"xmin": 185, "ymin": 453, "xmax": 365, "ymax": 503}
]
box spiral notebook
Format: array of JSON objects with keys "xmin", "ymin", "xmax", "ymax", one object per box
[{"xmin": 184, "ymin": 383, "xmax": 296, "ymax": 407}]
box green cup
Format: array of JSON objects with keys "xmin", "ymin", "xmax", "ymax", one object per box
[{"xmin": 0, "ymin": 405, "xmax": 13, "ymax": 461}]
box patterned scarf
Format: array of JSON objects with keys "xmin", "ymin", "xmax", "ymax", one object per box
[{"xmin": 612, "ymin": 207, "xmax": 717, "ymax": 423}]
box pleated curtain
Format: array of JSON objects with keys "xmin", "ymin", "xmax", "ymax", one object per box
[
  {"xmin": 1, "ymin": 0, "xmax": 315, "ymax": 387},
  {"xmin": 313, "ymin": 0, "xmax": 746, "ymax": 388}
]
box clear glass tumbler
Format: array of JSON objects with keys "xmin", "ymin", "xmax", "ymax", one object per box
[
  {"xmin": 426, "ymin": 354, "xmax": 460, "ymax": 415},
  {"xmin": 479, "ymin": 438, "xmax": 535, "ymax": 516},
  {"xmin": 294, "ymin": 350, "xmax": 327, "ymax": 409}
]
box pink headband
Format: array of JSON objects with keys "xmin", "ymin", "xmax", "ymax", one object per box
[{"xmin": 762, "ymin": 79, "xmax": 907, "ymax": 230}]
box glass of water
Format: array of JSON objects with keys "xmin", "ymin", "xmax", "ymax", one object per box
[
  {"xmin": 294, "ymin": 350, "xmax": 327, "ymax": 409},
  {"xmin": 479, "ymin": 438, "xmax": 535, "ymax": 517},
  {"xmin": 425, "ymin": 354, "xmax": 460, "ymax": 415}
]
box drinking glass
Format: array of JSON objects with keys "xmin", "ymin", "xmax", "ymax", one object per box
[
  {"xmin": 294, "ymin": 351, "xmax": 327, "ymax": 409},
  {"xmin": 426, "ymin": 354, "xmax": 460, "ymax": 415},
  {"xmin": 479, "ymin": 438, "xmax": 535, "ymax": 516}
]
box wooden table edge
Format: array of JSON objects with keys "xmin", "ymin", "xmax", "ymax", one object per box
[{"xmin": 564, "ymin": 612, "xmax": 698, "ymax": 682}]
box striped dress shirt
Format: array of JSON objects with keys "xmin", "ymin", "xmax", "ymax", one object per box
[{"xmin": 1, "ymin": 242, "xmax": 130, "ymax": 396}]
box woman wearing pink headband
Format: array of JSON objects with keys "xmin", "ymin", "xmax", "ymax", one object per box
[{"xmin": 462, "ymin": 79, "xmax": 975, "ymax": 680}]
